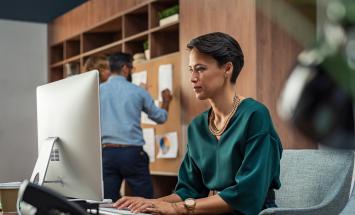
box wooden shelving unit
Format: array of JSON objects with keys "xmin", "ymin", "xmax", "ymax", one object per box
[
  {"xmin": 49, "ymin": 0, "xmax": 180, "ymax": 82},
  {"xmin": 48, "ymin": 0, "xmax": 181, "ymax": 197}
]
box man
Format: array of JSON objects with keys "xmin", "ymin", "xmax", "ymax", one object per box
[{"xmin": 100, "ymin": 52, "xmax": 172, "ymax": 201}]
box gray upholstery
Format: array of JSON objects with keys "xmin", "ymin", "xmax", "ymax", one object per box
[
  {"xmin": 259, "ymin": 150, "xmax": 354, "ymax": 215},
  {"xmin": 339, "ymin": 185, "xmax": 355, "ymax": 215}
]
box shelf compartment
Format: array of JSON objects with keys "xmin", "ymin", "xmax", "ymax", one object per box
[
  {"xmin": 150, "ymin": 23, "xmax": 179, "ymax": 58},
  {"xmin": 65, "ymin": 35, "xmax": 81, "ymax": 59},
  {"xmin": 124, "ymin": 33, "xmax": 148, "ymax": 56},
  {"xmin": 83, "ymin": 17, "xmax": 122, "ymax": 52},
  {"xmin": 64, "ymin": 60, "xmax": 81, "ymax": 77},
  {"xmin": 124, "ymin": 5, "xmax": 149, "ymax": 38},
  {"xmin": 150, "ymin": 0, "xmax": 179, "ymax": 28},
  {"xmin": 50, "ymin": 43, "xmax": 64, "ymax": 64},
  {"xmin": 83, "ymin": 42, "xmax": 123, "ymax": 59},
  {"xmin": 49, "ymin": 66, "xmax": 64, "ymax": 82}
]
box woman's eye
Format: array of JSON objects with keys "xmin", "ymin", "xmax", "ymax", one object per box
[{"xmin": 196, "ymin": 67, "xmax": 205, "ymax": 72}]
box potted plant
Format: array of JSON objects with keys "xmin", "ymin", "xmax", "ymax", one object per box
[
  {"xmin": 158, "ymin": 5, "xmax": 179, "ymax": 26},
  {"xmin": 143, "ymin": 40, "xmax": 150, "ymax": 60}
]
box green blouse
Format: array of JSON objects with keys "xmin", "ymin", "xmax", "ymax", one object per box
[{"xmin": 175, "ymin": 98, "xmax": 283, "ymax": 215}]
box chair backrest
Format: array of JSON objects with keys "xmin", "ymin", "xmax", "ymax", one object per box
[
  {"xmin": 275, "ymin": 149, "xmax": 354, "ymax": 209},
  {"xmin": 339, "ymin": 185, "xmax": 355, "ymax": 214}
]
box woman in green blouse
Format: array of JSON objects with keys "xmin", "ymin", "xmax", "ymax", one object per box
[{"xmin": 113, "ymin": 32, "xmax": 283, "ymax": 215}]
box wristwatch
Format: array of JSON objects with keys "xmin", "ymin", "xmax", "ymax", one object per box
[{"xmin": 184, "ymin": 198, "xmax": 196, "ymax": 214}]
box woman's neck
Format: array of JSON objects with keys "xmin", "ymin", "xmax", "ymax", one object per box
[{"xmin": 209, "ymin": 87, "xmax": 236, "ymax": 120}]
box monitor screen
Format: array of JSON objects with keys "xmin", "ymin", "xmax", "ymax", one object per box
[{"xmin": 34, "ymin": 70, "xmax": 103, "ymax": 201}]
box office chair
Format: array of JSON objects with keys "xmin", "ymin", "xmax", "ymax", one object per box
[{"xmin": 259, "ymin": 149, "xmax": 354, "ymax": 215}]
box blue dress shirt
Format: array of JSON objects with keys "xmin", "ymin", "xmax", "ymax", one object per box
[{"xmin": 100, "ymin": 75, "xmax": 168, "ymax": 146}]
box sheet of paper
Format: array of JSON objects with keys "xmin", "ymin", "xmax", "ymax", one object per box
[
  {"xmin": 143, "ymin": 128, "xmax": 155, "ymax": 163},
  {"xmin": 156, "ymin": 132, "xmax": 178, "ymax": 159},
  {"xmin": 158, "ymin": 64, "xmax": 173, "ymax": 101},
  {"xmin": 132, "ymin": 70, "xmax": 147, "ymax": 87},
  {"xmin": 141, "ymin": 100, "xmax": 159, "ymax": 125}
]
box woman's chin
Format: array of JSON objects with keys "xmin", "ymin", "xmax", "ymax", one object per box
[{"xmin": 195, "ymin": 93, "xmax": 207, "ymax": 100}]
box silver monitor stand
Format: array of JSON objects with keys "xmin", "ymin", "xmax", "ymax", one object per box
[{"xmin": 30, "ymin": 137, "xmax": 61, "ymax": 186}]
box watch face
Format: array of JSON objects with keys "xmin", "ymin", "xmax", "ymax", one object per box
[{"xmin": 185, "ymin": 198, "xmax": 196, "ymax": 208}]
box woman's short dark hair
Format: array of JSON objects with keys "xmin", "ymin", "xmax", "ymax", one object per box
[
  {"xmin": 187, "ymin": 32, "xmax": 244, "ymax": 83},
  {"xmin": 109, "ymin": 52, "xmax": 133, "ymax": 74}
]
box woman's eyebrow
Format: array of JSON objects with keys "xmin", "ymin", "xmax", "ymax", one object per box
[{"xmin": 188, "ymin": 64, "xmax": 207, "ymax": 70}]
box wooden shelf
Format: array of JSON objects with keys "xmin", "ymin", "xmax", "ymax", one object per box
[
  {"xmin": 83, "ymin": 41, "xmax": 123, "ymax": 57},
  {"xmin": 49, "ymin": 1, "xmax": 180, "ymax": 69},
  {"xmin": 150, "ymin": 22, "xmax": 179, "ymax": 58},
  {"xmin": 49, "ymin": 65, "xmax": 64, "ymax": 82},
  {"xmin": 150, "ymin": 20, "xmax": 179, "ymax": 33},
  {"xmin": 49, "ymin": 0, "xmax": 181, "ymax": 84},
  {"xmin": 65, "ymin": 35, "xmax": 81, "ymax": 59},
  {"xmin": 123, "ymin": 32, "xmax": 148, "ymax": 55},
  {"xmin": 123, "ymin": 5, "xmax": 148, "ymax": 38},
  {"xmin": 63, "ymin": 60, "xmax": 80, "ymax": 78},
  {"xmin": 50, "ymin": 60, "xmax": 66, "ymax": 68},
  {"xmin": 150, "ymin": 0, "xmax": 179, "ymax": 28},
  {"xmin": 83, "ymin": 16, "xmax": 122, "ymax": 52},
  {"xmin": 50, "ymin": 43, "xmax": 64, "ymax": 64}
]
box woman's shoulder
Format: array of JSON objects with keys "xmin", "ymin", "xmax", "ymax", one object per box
[
  {"xmin": 188, "ymin": 109, "xmax": 210, "ymax": 128},
  {"xmin": 238, "ymin": 98, "xmax": 278, "ymax": 135},
  {"xmin": 238, "ymin": 97, "xmax": 270, "ymax": 117}
]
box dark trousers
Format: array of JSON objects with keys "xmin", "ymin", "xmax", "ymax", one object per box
[{"xmin": 102, "ymin": 146, "xmax": 153, "ymax": 202}]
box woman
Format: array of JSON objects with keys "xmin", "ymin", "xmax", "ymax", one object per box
[
  {"xmin": 113, "ymin": 32, "xmax": 283, "ymax": 215},
  {"xmin": 83, "ymin": 55, "xmax": 111, "ymax": 83}
]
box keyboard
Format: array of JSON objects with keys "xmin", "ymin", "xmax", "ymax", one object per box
[{"xmin": 99, "ymin": 207, "xmax": 151, "ymax": 215}]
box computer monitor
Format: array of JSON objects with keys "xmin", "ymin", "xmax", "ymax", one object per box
[{"xmin": 30, "ymin": 70, "xmax": 103, "ymax": 201}]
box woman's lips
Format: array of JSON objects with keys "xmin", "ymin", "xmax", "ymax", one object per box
[{"xmin": 193, "ymin": 86, "xmax": 202, "ymax": 92}]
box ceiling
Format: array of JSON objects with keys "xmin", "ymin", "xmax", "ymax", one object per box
[{"xmin": 0, "ymin": 0, "xmax": 87, "ymax": 23}]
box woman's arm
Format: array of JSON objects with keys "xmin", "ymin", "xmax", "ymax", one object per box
[
  {"xmin": 157, "ymin": 193, "xmax": 182, "ymax": 203},
  {"xmin": 147, "ymin": 194, "xmax": 233, "ymax": 215}
]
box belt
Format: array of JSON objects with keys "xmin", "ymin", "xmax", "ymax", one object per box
[{"xmin": 102, "ymin": 143, "xmax": 132, "ymax": 148}]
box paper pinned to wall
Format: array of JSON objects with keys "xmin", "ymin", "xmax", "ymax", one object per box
[
  {"xmin": 158, "ymin": 64, "xmax": 173, "ymax": 101},
  {"xmin": 156, "ymin": 132, "xmax": 178, "ymax": 159},
  {"xmin": 141, "ymin": 100, "xmax": 159, "ymax": 125},
  {"xmin": 132, "ymin": 70, "xmax": 147, "ymax": 87},
  {"xmin": 143, "ymin": 128, "xmax": 155, "ymax": 163}
]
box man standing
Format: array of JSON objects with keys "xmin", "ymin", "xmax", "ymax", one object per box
[{"xmin": 100, "ymin": 52, "xmax": 172, "ymax": 201}]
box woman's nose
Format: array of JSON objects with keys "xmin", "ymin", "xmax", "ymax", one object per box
[{"xmin": 190, "ymin": 72, "xmax": 199, "ymax": 83}]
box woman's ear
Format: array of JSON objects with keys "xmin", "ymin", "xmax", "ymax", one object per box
[{"xmin": 224, "ymin": 62, "xmax": 233, "ymax": 78}]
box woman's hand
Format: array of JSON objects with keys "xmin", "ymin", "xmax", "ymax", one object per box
[
  {"xmin": 113, "ymin": 196, "xmax": 156, "ymax": 213},
  {"xmin": 113, "ymin": 196, "xmax": 181, "ymax": 214},
  {"xmin": 145, "ymin": 201, "xmax": 180, "ymax": 215}
]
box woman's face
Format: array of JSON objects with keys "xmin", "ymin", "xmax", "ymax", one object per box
[
  {"xmin": 188, "ymin": 48, "xmax": 227, "ymax": 100},
  {"xmin": 100, "ymin": 68, "xmax": 111, "ymax": 83}
]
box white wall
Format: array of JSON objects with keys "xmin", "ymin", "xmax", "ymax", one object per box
[{"xmin": 0, "ymin": 19, "xmax": 47, "ymax": 182}]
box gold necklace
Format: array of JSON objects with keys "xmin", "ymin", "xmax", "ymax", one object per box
[{"xmin": 209, "ymin": 95, "xmax": 240, "ymax": 136}]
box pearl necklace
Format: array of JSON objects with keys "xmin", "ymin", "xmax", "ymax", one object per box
[{"xmin": 209, "ymin": 95, "xmax": 240, "ymax": 136}]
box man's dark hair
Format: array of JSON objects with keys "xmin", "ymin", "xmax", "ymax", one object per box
[
  {"xmin": 109, "ymin": 52, "xmax": 133, "ymax": 74},
  {"xmin": 187, "ymin": 32, "xmax": 244, "ymax": 83}
]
